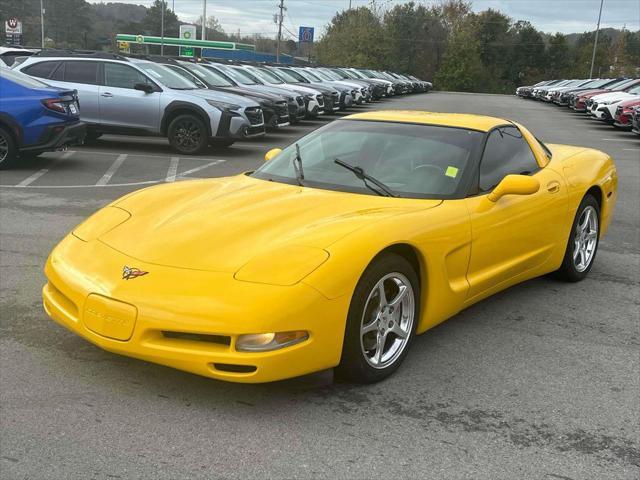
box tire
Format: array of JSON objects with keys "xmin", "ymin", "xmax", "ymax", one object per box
[
  {"xmin": 168, "ymin": 114, "xmax": 208, "ymax": 155},
  {"xmin": 210, "ymin": 138, "xmax": 235, "ymax": 148},
  {"xmin": 0, "ymin": 127, "xmax": 18, "ymax": 169},
  {"xmin": 555, "ymin": 194, "xmax": 600, "ymax": 282},
  {"xmin": 335, "ymin": 252, "xmax": 419, "ymax": 383}
]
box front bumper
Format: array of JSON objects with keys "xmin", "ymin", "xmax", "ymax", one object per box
[
  {"xmin": 22, "ymin": 121, "xmax": 86, "ymax": 153},
  {"xmin": 43, "ymin": 235, "xmax": 348, "ymax": 383}
]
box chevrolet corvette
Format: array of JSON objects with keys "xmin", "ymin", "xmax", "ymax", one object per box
[{"xmin": 43, "ymin": 111, "xmax": 617, "ymax": 383}]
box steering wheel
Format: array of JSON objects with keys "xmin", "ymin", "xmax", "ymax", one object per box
[{"xmin": 413, "ymin": 164, "xmax": 445, "ymax": 176}]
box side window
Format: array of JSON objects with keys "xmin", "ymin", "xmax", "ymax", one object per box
[
  {"xmin": 479, "ymin": 126, "xmax": 539, "ymax": 192},
  {"xmin": 104, "ymin": 63, "xmax": 149, "ymax": 89},
  {"xmin": 62, "ymin": 61, "xmax": 100, "ymax": 85},
  {"xmin": 23, "ymin": 61, "xmax": 60, "ymax": 79}
]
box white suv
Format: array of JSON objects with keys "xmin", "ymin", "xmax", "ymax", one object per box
[{"xmin": 15, "ymin": 52, "xmax": 265, "ymax": 153}]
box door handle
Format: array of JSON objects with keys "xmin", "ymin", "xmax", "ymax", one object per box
[
  {"xmin": 101, "ymin": 92, "xmax": 113, "ymax": 98},
  {"xmin": 547, "ymin": 181, "xmax": 561, "ymax": 193}
]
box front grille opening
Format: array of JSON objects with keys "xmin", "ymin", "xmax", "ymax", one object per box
[
  {"xmin": 162, "ymin": 331, "xmax": 231, "ymax": 346},
  {"xmin": 212, "ymin": 363, "xmax": 257, "ymax": 374},
  {"xmin": 48, "ymin": 281, "xmax": 79, "ymax": 318}
]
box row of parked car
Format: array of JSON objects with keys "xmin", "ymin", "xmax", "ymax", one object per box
[
  {"xmin": 0, "ymin": 49, "xmax": 432, "ymax": 167},
  {"xmin": 515, "ymin": 77, "xmax": 640, "ymax": 136}
]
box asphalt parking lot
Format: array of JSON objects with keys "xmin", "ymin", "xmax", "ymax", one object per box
[{"xmin": 1, "ymin": 92, "xmax": 638, "ymax": 480}]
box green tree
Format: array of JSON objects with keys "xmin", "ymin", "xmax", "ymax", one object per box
[
  {"xmin": 572, "ymin": 31, "xmax": 612, "ymax": 77},
  {"xmin": 546, "ymin": 33, "xmax": 572, "ymax": 77},
  {"xmin": 381, "ymin": 2, "xmax": 446, "ymax": 79},
  {"xmin": 507, "ymin": 21, "xmax": 546, "ymax": 87},
  {"xmin": 316, "ymin": 7, "xmax": 384, "ymax": 68},
  {"xmin": 435, "ymin": 19, "xmax": 486, "ymax": 92}
]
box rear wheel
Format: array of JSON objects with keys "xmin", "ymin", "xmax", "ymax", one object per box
[
  {"xmin": 0, "ymin": 127, "xmax": 18, "ymax": 169},
  {"xmin": 168, "ymin": 114, "xmax": 208, "ymax": 155},
  {"xmin": 335, "ymin": 252, "xmax": 419, "ymax": 383},
  {"xmin": 555, "ymin": 194, "xmax": 600, "ymax": 282}
]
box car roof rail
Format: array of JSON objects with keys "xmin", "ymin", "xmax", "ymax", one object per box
[{"xmin": 33, "ymin": 49, "xmax": 128, "ymax": 60}]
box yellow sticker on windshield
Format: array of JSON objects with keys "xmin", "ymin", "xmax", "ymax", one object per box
[{"xmin": 445, "ymin": 166, "xmax": 459, "ymax": 178}]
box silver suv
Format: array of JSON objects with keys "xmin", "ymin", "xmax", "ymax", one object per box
[{"xmin": 14, "ymin": 52, "xmax": 265, "ymax": 154}]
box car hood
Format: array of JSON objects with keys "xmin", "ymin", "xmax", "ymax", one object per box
[
  {"xmin": 592, "ymin": 92, "xmax": 636, "ymax": 102},
  {"xmin": 103, "ymin": 175, "xmax": 441, "ymax": 272},
  {"xmin": 186, "ymin": 89, "xmax": 260, "ymax": 108}
]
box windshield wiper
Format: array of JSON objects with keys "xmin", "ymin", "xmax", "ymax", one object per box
[
  {"xmin": 334, "ymin": 158, "xmax": 399, "ymax": 198},
  {"xmin": 292, "ymin": 143, "xmax": 305, "ymax": 186}
]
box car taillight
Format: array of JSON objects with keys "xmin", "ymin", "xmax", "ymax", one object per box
[{"xmin": 41, "ymin": 98, "xmax": 67, "ymax": 113}]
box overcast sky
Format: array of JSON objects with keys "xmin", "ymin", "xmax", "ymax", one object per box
[{"xmin": 89, "ymin": 0, "xmax": 639, "ymax": 40}]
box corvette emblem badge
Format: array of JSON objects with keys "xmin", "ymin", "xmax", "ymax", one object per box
[{"xmin": 122, "ymin": 265, "xmax": 148, "ymax": 280}]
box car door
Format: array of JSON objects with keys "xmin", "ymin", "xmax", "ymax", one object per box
[
  {"xmin": 98, "ymin": 62, "xmax": 161, "ymax": 132},
  {"xmin": 464, "ymin": 126, "xmax": 568, "ymax": 301},
  {"xmin": 48, "ymin": 60, "xmax": 101, "ymax": 125}
]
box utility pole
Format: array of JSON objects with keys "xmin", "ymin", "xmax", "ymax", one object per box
[
  {"xmin": 276, "ymin": 0, "xmax": 285, "ymax": 63},
  {"xmin": 40, "ymin": 0, "xmax": 45, "ymax": 49},
  {"xmin": 160, "ymin": 0, "xmax": 165, "ymax": 55},
  {"xmin": 589, "ymin": 0, "xmax": 604, "ymax": 78},
  {"xmin": 349, "ymin": 0, "xmax": 352, "ymax": 9},
  {"xmin": 202, "ymin": 0, "xmax": 207, "ymax": 41}
]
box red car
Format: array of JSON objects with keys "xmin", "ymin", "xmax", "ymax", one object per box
[
  {"xmin": 613, "ymin": 98, "xmax": 640, "ymax": 130},
  {"xmin": 573, "ymin": 78, "xmax": 640, "ymax": 112}
]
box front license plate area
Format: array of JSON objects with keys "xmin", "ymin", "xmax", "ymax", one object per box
[{"xmin": 83, "ymin": 294, "xmax": 137, "ymax": 341}]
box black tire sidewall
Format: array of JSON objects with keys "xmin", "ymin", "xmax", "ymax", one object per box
[
  {"xmin": 0, "ymin": 127, "xmax": 17, "ymax": 169},
  {"xmin": 336, "ymin": 252, "xmax": 419, "ymax": 384},
  {"xmin": 168, "ymin": 114, "xmax": 208, "ymax": 155},
  {"xmin": 557, "ymin": 194, "xmax": 600, "ymax": 282}
]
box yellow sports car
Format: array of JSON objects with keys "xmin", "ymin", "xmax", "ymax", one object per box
[{"xmin": 43, "ymin": 111, "xmax": 617, "ymax": 383}]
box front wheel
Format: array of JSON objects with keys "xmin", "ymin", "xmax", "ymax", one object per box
[
  {"xmin": 168, "ymin": 114, "xmax": 208, "ymax": 155},
  {"xmin": 0, "ymin": 127, "xmax": 18, "ymax": 169},
  {"xmin": 555, "ymin": 194, "xmax": 600, "ymax": 282},
  {"xmin": 335, "ymin": 252, "xmax": 419, "ymax": 383}
]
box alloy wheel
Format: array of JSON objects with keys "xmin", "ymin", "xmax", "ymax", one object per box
[
  {"xmin": 0, "ymin": 134, "xmax": 8, "ymax": 163},
  {"xmin": 174, "ymin": 120, "xmax": 202, "ymax": 150},
  {"xmin": 360, "ymin": 272, "xmax": 415, "ymax": 369},
  {"xmin": 573, "ymin": 205, "xmax": 598, "ymax": 272}
]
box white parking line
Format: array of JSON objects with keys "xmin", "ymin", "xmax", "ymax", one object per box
[
  {"xmin": 166, "ymin": 157, "xmax": 180, "ymax": 182},
  {"xmin": 177, "ymin": 160, "xmax": 225, "ymax": 178},
  {"xmin": 14, "ymin": 150, "xmax": 77, "ymax": 187},
  {"xmin": 601, "ymin": 138, "xmax": 639, "ymax": 143},
  {"xmin": 96, "ymin": 154, "xmax": 128, "ymax": 186},
  {"xmin": 623, "ymin": 148, "xmax": 638, "ymax": 152},
  {"xmin": 15, "ymin": 169, "xmax": 49, "ymax": 187}
]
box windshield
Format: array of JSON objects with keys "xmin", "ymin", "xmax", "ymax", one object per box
[
  {"xmin": 274, "ymin": 68, "xmax": 302, "ymax": 83},
  {"xmin": 319, "ymin": 69, "xmax": 341, "ymax": 80},
  {"xmin": 185, "ymin": 64, "xmax": 234, "ymax": 87},
  {"xmin": 1, "ymin": 67, "xmax": 50, "ymax": 88},
  {"xmin": 613, "ymin": 79, "xmax": 639, "ymax": 91},
  {"xmin": 213, "ymin": 64, "xmax": 258, "ymax": 85},
  {"xmin": 296, "ymin": 69, "xmax": 322, "ymax": 82},
  {"xmin": 251, "ymin": 67, "xmax": 284, "ymax": 84},
  {"xmin": 137, "ymin": 63, "xmax": 197, "ymax": 89},
  {"xmin": 252, "ymin": 120, "xmax": 484, "ymax": 198},
  {"xmin": 349, "ymin": 70, "xmax": 366, "ymax": 79},
  {"xmin": 312, "ymin": 69, "xmax": 334, "ymax": 81}
]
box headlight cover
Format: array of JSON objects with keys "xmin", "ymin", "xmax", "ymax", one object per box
[
  {"xmin": 234, "ymin": 245, "xmax": 329, "ymax": 286},
  {"xmin": 236, "ymin": 331, "xmax": 309, "ymax": 352},
  {"xmin": 207, "ymin": 99, "xmax": 242, "ymax": 111},
  {"xmin": 73, "ymin": 206, "xmax": 131, "ymax": 242}
]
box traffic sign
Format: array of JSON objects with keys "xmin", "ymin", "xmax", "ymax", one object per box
[
  {"xmin": 5, "ymin": 18, "xmax": 22, "ymax": 34},
  {"xmin": 298, "ymin": 26, "xmax": 314, "ymax": 43}
]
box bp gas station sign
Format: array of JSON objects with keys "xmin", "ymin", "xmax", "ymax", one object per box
[{"xmin": 179, "ymin": 25, "xmax": 197, "ymax": 57}]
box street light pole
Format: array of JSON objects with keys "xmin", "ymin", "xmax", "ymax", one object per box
[
  {"xmin": 40, "ymin": 0, "xmax": 45, "ymax": 49},
  {"xmin": 202, "ymin": 0, "xmax": 207, "ymax": 41},
  {"xmin": 276, "ymin": 0, "xmax": 285, "ymax": 63},
  {"xmin": 589, "ymin": 0, "xmax": 604, "ymax": 78},
  {"xmin": 160, "ymin": 0, "xmax": 165, "ymax": 55}
]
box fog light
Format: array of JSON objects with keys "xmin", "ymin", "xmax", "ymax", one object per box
[{"xmin": 236, "ymin": 331, "xmax": 308, "ymax": 352}]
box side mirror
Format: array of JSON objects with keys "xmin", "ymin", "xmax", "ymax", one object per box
[
  {"xmin": 487, "ymin": 174, "xmax": 540, "ymax": 202},
  {"xmin": 134, "ymin": 82, "xmax": 154, "ymax": 94},
  {"xmin": 264, "ymin": 148, "xmax": 282, "ymax": 162}
]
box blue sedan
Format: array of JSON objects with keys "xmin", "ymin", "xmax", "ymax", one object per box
[{"xmin": 0, "ymin": 67, "xmax": 85, "ymax": 168}]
